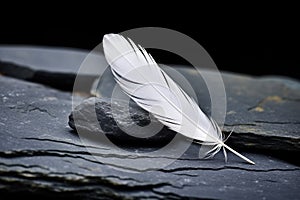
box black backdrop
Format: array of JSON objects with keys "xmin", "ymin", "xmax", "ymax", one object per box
[{"xmin": 0, "ymin": 4, "xmax": 298, "ymax": 79}]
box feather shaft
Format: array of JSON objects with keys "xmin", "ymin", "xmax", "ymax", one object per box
[{"xmin": 222, "ymin": 143, "xmax": 255, "ymax": 165}]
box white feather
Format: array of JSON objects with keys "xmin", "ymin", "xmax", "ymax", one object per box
[{"xmin": 103, "ymin": 34, "xmax": 255, "ymax": 164}]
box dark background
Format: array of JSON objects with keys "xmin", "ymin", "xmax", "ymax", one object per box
[{"xmin": 0, "ymin": 4, "xmax": 298, "ymax": 79}]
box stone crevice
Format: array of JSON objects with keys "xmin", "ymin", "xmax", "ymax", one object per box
[
  {"xmin": 254, "ymin": 120, "xmax": 300, "ymax": 125},
  {"xmin": 8, "ymin": 104, "xmax": 56, "ymax": 118},
  {"xmin": 160, "ymin": 166, "xmax": 300, "ymax": 173},
  {"xmin": 22, "ymin": 137, "xmax": 110, "ymax": 150}
]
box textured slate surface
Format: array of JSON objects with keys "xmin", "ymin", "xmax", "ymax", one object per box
[{"xmin": 0, "ymin": 75, "xmax": 299, "ymax": 199}]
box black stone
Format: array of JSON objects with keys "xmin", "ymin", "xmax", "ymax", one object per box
[{"xmin": 69, "ymin": 97, "xmax": 177, "ymax": 149}]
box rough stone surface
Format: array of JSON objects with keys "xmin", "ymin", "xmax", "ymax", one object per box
[
  {"xmin": 1, "ymin": 76, "xmax": 299, "ymax": 199},
  {"xmin": 69, "ymin": 97, "xmax": 177, "ymax": 147}
]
